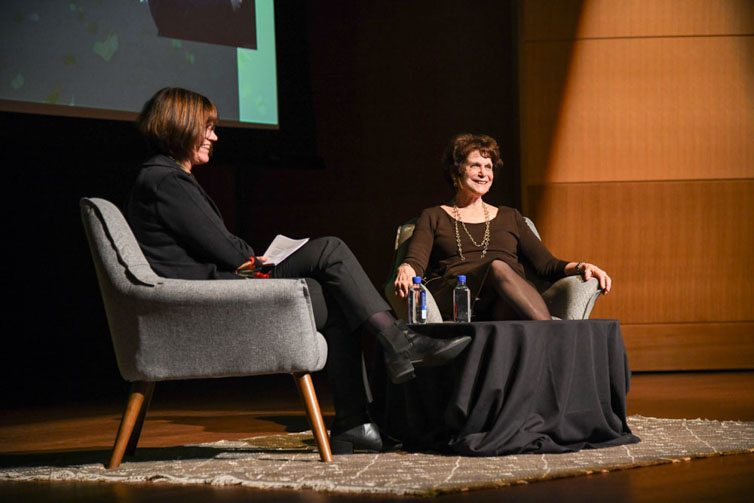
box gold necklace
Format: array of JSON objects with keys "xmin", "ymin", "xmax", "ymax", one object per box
[{"xmin": 452, "ymin": 204, "xmax": 490, "ymax": 261}]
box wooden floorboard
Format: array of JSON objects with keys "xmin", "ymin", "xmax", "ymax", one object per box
[{"xmin": 1, "ymin": 372, "xmax": 753, "ymax": 502}]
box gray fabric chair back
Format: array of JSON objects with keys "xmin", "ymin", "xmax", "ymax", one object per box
[{"xmin": 81, "ymin": 198, "xmax": 160, "ymax": 379}]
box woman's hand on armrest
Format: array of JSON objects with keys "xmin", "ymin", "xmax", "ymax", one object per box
[
  {"xmin": 394, "ymin": 263, "xmax": 417, "ymax": 299},
  {"xmin": 567, "ymin": 262, "xmax": 612, "ymax": 294}
]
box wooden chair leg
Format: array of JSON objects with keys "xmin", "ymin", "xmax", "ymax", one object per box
[
  {"xmin": 125, "ymin": 381, "xmax": 155, "ymax": 456},
  {"xmin": 292, "ymin": 372, "xmax": 333, "ymax": 462},
  {"xmin": 108, "ymin": 381, "xmax": 152, "ymax": 469}
]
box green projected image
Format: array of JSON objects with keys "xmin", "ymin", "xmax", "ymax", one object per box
[
  {"xmin": 1, "ymin": 0, "xmax": 278, "ymax": 127},
  {"xmin": 238, "ymin": 0, "xmax": 277, "ymax": 125}
]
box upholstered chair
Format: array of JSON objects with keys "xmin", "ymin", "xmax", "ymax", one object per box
[{"xmin": 80, "ymin": 197, "xmax": 332, "ymax": 467}]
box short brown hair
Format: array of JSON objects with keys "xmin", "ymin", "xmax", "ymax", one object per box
[
  {"xmin": 441, "ymin": 133, "xmax": 503, "ymax": 188},
  {"xmin": 137, "ymin": 87, "xmax": 218, "ymax": 162}
]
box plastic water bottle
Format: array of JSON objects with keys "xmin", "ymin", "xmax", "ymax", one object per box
[
  {"xmin": 453, "ymin": 275, "xmax": 471, "ymax": 323},
  {"xmin": 407, "ymin": 277, "xmax": 428, "ymax": 324}
]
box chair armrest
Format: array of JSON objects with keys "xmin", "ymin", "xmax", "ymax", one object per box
[
  {"xmin": 109, "ymin": 278, "xmax": 327, "ymax": 381},
  {"xmin": 382, "ymin": 218, "xmax": 444, "ymax": 322},
  {"xmin": 541, "ymin": 276, "xmax": 602, "ymax": 320}
]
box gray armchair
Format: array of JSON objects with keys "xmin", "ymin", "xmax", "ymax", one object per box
[
  {"xmin": 80, "ymin": 198, "xmax": 332, "ymax": 467},
  {"xmin": 384, "ymin": 217, "xmax": 602, "ymax": 322}
]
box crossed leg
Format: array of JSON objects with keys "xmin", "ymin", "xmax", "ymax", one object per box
[{"xmin": 483, "ymin": 260, "xmax": 551, "ymax": 320}]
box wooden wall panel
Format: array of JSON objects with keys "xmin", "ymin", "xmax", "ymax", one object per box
[
  {"xmin": 622, "ymin": 323, "xmax": 754, "ymax": 371},
  {"xmin": 522, "ymin": 0, "xmax": 754, "ymax": 40},
  {"xmin": 529, "ymin": 180, "xmax": 754, "ymax": 324},
  {"xmin": 519, "ymin": 0, "xmax": 754, "ymax": 370},
  {"xmin": 522, "ymin": 36, "xmax": 754, "ymax": 186}
]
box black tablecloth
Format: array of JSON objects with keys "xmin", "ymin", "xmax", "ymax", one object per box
[{"xmin": 371, "ymin": 319, "xmax": 640, "ymax": 456}]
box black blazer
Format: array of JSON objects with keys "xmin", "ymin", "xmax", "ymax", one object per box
[{"xmin": 125, "ymin": 155, "xmax": 254, "ymax": 279}]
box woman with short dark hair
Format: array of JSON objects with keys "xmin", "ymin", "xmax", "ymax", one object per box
[
  {"xmin": 126, "ymin": 88, "xmax": 471, "ymax": 454},
  {"xmin": 137, "ymin": 87, "xmax": 219, "ymax": 166},
  {"xmin": 395, "ymin": 133, "xmax": 612, "ymax": 321}
]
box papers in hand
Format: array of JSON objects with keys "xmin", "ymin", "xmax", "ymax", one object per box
[{"xmin": 261, "ymin": 235, "xmax": 309, "ymax": 266}]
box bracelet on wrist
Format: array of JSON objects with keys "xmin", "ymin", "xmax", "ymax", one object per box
[{"xmin": 576, "ymin": 262, "xmax": 586, "ymax": 278}]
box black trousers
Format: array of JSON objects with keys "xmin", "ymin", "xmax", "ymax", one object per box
[{"xmin": 270, "ymin": 236, "xmax": 391, "ymax": 428}]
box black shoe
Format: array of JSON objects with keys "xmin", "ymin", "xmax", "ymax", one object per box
[
  {"xmin": 331, "ymin": 422, "xmax": 385, "ymax": 454},
  {"xmin": 400, "ymin": 321, "xmax": 471, "ymax": 368},
  {"xmin": 377, "ymin": 321, "xmax": 471, "ymax": 384},
  {"xmin": 376, "ymin": 326, "xmax": 416, "ymax": 385}
]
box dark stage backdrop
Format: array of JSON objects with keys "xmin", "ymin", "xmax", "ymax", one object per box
[{"xmin": 2, "ymin": 1, "xmax": 520, "ymax": 405}]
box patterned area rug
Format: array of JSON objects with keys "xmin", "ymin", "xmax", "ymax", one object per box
[{"xmin": 1, "ymin": 416, "xmax": 753, "ymax": 496}]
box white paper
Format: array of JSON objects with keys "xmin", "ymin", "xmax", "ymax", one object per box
[{"xmin": 261, "ymin": 235, "xmax": 309, "ymax": 266}]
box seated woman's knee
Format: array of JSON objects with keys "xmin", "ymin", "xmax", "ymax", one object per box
[
  {"xmin": 311, "ymin": 236, "xmax": 346, "ymax": 249},
  {"xmin": 489, "ymin": 259, "xmax": 516, "ymax": 280},
  {"xmin": 311, "ymin": 236, "xmax": 356, "ymax": 261}
]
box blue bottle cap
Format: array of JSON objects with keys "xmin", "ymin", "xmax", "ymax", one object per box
[
  {"xmin": 412, "ymin": 277, "xmax": 422, "ymax": 284},
  {"xmin": 458, "ymin": 275, "xmax": 466, "ymax": 283}
]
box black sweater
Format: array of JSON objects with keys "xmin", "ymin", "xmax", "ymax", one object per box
[{"xmin": 125, "ymin": 155, "xmax": 253, "ymax": 279}]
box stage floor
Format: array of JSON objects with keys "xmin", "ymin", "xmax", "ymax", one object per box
[{"xmin": 1, "ymin": 371, "xmax": 753, "ymax": 502}]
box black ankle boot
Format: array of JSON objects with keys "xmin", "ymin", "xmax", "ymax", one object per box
[
  {"xmin": 377, "ymin": 321, "xmax": 472, "ymax": 384},
  {"xmin": 376, "ymin": 324, "xmax": 416, "ymax": 384},
  {"xmin": 399, "ymin": 320, "xmax": 472, "ymax": 367}
]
